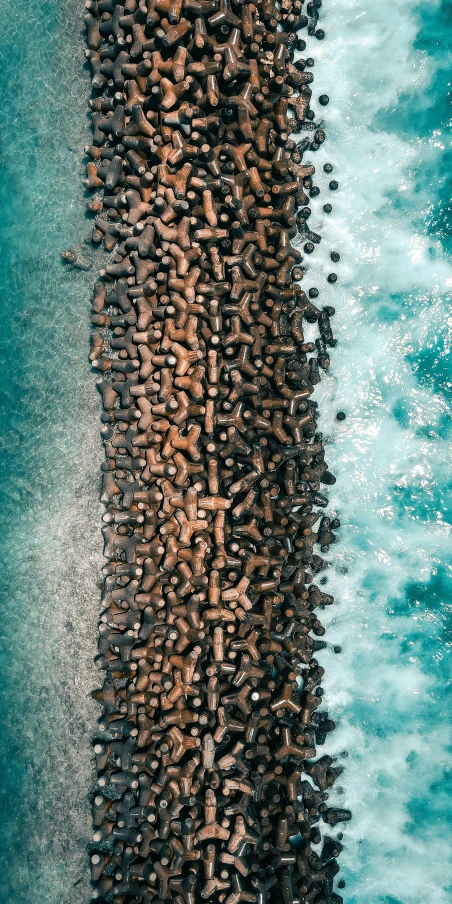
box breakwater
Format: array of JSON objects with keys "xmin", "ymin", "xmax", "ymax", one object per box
[{"xmin": 84, "ymin": 0, "xmax": 349, "ymax": 901}]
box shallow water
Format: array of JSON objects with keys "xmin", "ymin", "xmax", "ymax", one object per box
[
  {"xmin": 0, "ymin": 1, "xmax": 102, "ymax": 902},
  {"xmin": 0, "ymin": 0, "xmax": 450, "ymax": 902}
]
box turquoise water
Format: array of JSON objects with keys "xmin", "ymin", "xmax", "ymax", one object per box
[
  {"xmin": 0, "ymin": 1, "xmax": 102, "ymax": 902},
  {"xmin": 0, "ymin": 1, "xmax": 450, "ymax": 903}
]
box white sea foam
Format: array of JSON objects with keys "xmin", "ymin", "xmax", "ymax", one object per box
[{"xmin": 296, "ymin": 1, "xmax": 452, "ymax": 901}]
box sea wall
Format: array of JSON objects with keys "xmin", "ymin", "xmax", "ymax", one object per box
[{"xmin": 84, "ymin": 0, "xmax": 349, "ymax": 901}]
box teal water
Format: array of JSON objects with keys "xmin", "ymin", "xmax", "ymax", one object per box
[
  {"xmin": 0, "ymin": 1, "xmax": 102, "ymax": 902},
  {"xmin": 0, "ymin": 1, "xmax": 450, "ymax": 903}
]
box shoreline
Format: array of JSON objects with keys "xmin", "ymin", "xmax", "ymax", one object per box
[{"xmin": 83, "ymin": 0, "xmax": 350, "ymax": 901}]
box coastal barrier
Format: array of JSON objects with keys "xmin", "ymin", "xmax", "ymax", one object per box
[{"xmin": 84, "ymin": 0, "xmax": 350, "ymax": 900}]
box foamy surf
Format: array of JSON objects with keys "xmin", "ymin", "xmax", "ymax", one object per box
[{"xmin": 297, "ymin": 0, "xmax": 452, "ymax": 901}]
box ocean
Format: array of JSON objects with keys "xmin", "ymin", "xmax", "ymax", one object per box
[{"xmin": 0, "ymin": 0, "xmax": 450, "ymax": 903}]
